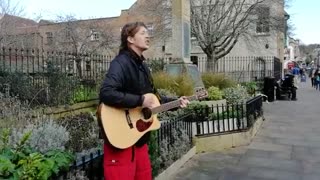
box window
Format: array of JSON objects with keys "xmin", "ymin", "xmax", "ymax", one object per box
[
  {"xmin": 46, "ymin": 32, "xmax": 53, "ymax": 44},
  {"xmin": 191, "ymin": 56, "xmax": 198, "ymax": 66},
  {"xmin": 191, "ymin": 36, "xmax": 199, "ymax": 46},
  {"xmin": 90, "ymin": 29, "xmax": 100, "ymax": 41},
  {"xmin": 146, "ymin": 24, "xmax": 154, "ymax": 37},
  {"xmin": 256, "ymin": 7, "xmax": 270, "ymax": 34}
]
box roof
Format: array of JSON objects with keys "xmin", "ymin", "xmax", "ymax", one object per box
[
  {"xmin": 0, "ymin": 14, "xmax": 38, "ymax": 27},
  {"xmin": 38, "ymin": 16, "xmax": 117, "ymax": 26}
]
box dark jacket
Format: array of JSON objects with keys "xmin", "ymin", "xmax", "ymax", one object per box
[{"xmin": 99, "ymin": 49, "xmax": 175, "ymax": 147}]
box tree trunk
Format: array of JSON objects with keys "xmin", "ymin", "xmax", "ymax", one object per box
[
  {"xmin": 76, "ymin": 57, "xmax": 82, "ymax": 78},
  {"xmin": 206, "ymin": 54, "xmax": 218, "ymax": 73}
]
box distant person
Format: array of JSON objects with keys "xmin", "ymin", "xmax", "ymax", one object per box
[
  {"xmin": 315, "ymin": 68, "xmax": 320, "ymax": 90},
  {"xmin": 292, "ymin": 66, "xmax": 300, "ymax": 76},
  {"xmin": 310, "ymin": 67, "xmax": 316, "ymax": 87},
  {"xmin": 309, "ymin": 67, "xmax": 316, "ymax": 87},
  {"xmin": 283, "ymin": 73, "xmax": 297, "ymax": 100},
  {"xmin": 292, "ymin": 66, "xmax": 300, "ymax": 83}
]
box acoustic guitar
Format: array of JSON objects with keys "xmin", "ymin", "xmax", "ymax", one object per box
[{"xmin": 98, "ymin": 87, "xmax": 207, "ymax": 149}]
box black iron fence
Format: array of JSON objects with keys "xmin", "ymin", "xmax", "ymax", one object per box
[
  {"xmin": 158, "ymin": 113, "xmax": 193, "ymax": 151},
  {"xmin": 55, "ymin": 113, "xmax": 194, "ymax": 179},
  {"xmin": 0, "ymin": 47, "xmax": 112, "ymax": 75},
  {"xmin": 193, "ymin": 95, "xmax": 264, "ymax": 136},
  {"xmin": 273, "ymin": 57, "xmax": 282, "ymax": 81},
  {"xmin": 0, "ymin": 47, "xmax": 275, "ymax": 106},
  {"xmin": 246, "ymin": 95, "xmax": 264, "ymax": 127},
  {"xmin": 54, "ymin": 150, "xmax": 104, "ymax": 180},
  {"xmin": 53, "ymin": 96, "xmax": 263, "ymax": 179},
  {"xmin": 0, "ymin": 47, "xmax": 112, "ymax": 106},
  {"xmin": 192, "ymin": 56, "xmax": 276, "ymax": 83}
]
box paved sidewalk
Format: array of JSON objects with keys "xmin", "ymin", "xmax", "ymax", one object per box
[{"xmin": 171, "ymin": 80, "xmax": 320, "ymax": 180}]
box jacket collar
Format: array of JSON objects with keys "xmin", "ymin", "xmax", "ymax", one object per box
[{"xmin": 121, "ymin": 48, "xmax": 145, "ymax": 64}]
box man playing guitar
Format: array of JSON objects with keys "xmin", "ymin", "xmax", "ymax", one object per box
[{"xmin": 99, "ymin": 22, "xmax": 189, "ymax": 180}]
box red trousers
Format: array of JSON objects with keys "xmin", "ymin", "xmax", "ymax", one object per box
[{"xmin": 103, "ymin": 143, "xmax": 152, "ymax": 180}]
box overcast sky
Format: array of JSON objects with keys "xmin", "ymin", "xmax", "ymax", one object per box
[{"xmin": 13, "ymin": 0, "xmax": 136, "ymax": 20}]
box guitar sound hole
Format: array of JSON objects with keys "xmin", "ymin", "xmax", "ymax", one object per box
[{"xmin": 141, "ymin": 107, "xmax": 152, "ymax": 119}]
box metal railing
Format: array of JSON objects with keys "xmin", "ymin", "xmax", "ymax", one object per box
[
  {"xmin": 193, "ymin": 95, "xmax": 264, "ymax": 136},
  {"xmin": 53, "ymin": 96, "xmax": 264, "ymax": 179},
  {"xmin": 0, "ymin": 47, "xmax": 273, "ymax": 106},
  {"xmin": 54, "ymin": 113, "xmax": 194, "ymax": 179}
]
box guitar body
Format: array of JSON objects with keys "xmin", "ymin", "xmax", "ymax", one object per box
[{"xmin": 99, "ymin": 93, "xmax": 161, "ymax": 149}]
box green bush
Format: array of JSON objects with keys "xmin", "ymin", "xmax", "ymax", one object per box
[
  {"xmin": 0, "ymin": 65, "xmax": 80, "ymax": 106},
  {"xmin": 0, "ymin": 129, "xmax": 74, "ymax": 179},
  {"xmin": 157, "ymin": 128, "xmax": 190, "ymax": 173},
  {"xmin": 148, "ymin": 131, "xmax": 160, "ymax": 177},
  {"xmin": 207, "ymin": 86, "xmax": 223, "ymax": 100},
  {"xmin": 241, "ymin": 81, "xmax": 258, "ymax": 96},
  {"xmin": 152, "ymin": 72, "xmax": 172, "ymax": 90},
  {"xmin": 208, "ymin": 107, "xmax": 245, "ymax": 120},
  {"xmin": 46, "ymin": 62, "xmax": 80, "ymax": 106},
  {"xmin": 71, "ymin": 85, "xmax": 98, "ymax": 104},
  {"xmin": 152, "ymin": 72, "xmax": 194, "ymax": 96},
  {"xmin": 147, "ymin": 58, "xmax": 165, "ymax": 73},
  {"xmin": 182, "ymin": 102, "xmax": 209, "ymax": 121},
  {"xmin": 171, "ymin": 73, "xmax": 194, "ymax": 96},
  {"xmin": 157, "ymin": 88, "xmax": 178, "ymax": 99},
  {"xmin": 0, "ymin": 72, "xmax": 40, "ymax": 104},
  {"xmin": 57, "ymin": 113, "xmax": 101, "ymax": 153},
  {"xmin": 223, "ymin": 85, "xmax": 249, "ymax": 104},
  {"xmin": 201, "ymin": 73, "xmax": 235, "ymax": 89},
  {"xmin": 149, "ymin": 112, "xmax": 192, "ymax": 177},
  {"xmin": 10, "ymin": 118, "xmax": 70, "ymax": 153},
  {"xmin": 0, "ymin": 93, "xmax": 33, "ymax": 129}
]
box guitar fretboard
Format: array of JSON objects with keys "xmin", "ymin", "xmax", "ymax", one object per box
[{"xmin": 151, "ymin": 95, "xmax": 197, "ymax": 114}]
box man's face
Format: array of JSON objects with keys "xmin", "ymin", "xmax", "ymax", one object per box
[{"xmin": 128, "ymin": 26, "xmax": 150, "ymax": 51}]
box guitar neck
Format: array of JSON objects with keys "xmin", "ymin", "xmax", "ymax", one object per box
[{"xmin": 151, "ymin": 95, "xmax": 197, "ymax": 114}]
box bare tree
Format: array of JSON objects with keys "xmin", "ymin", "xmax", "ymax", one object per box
[
  {"xmin": 0, "ymin": 0, "xmax": 23, "ymax": 15},
  {"xmin": 0, "ymin": 0, "xmax": 32, "ymax": 47},
  {"xmin": 191, "ymin": 0, "xmax": 285, "ymax": 71},
  {"xmin": 284, "ymin": 0, "xmax": 295, "ymax": 37},
  {"xmin": 139, "ymin": 0, "xmax": 288, "ymax": 71},
  {"xmin": 136, "ymin": 0, "xmax": 172, "ymax": 52},
  {"xmin": 299, "ymin": 44, "xmax": 320, "ymax": 65},
  {"xmin": 45, "ymin": 14, "xmax": 116, "ymax": 78}
]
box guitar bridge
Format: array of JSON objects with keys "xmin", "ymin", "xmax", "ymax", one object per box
[{"xmin": 125, "ymin": 110, "xmax": 133, "ymax": 129}]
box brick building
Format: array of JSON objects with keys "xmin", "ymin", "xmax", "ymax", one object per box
[{"xmin": 1, "ymin": 0, "xmax": 288, "ymax": 63}]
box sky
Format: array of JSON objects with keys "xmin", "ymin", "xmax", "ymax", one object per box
[
  {"xmin": 286, "ymin": 0, "xmax": 320, "ymax": 45},
  {"xmin": 11, "ymin": 0, "xmax": 320, "ymax": 45},
  {"xmin": 13, "ymin": 0, "xmax": 136, "ymax": 20}
]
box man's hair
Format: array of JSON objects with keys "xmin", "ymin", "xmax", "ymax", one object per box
[{"xmin": 119, "ymin": 22, "xmax": 147, "ymax": 52}]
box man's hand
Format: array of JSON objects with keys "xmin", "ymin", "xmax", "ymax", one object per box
[
  {"xmin": 142, "ymin": 94, "xmax": 158, "ymax": 108},
  {"xmin": 179, "ymin": 96, "xmax": 190, "ymax": 108}
]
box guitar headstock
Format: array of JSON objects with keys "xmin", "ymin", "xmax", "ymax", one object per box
[{"xmin": 194, "ymin": 87, "xmax": 208, "ymax": 100}]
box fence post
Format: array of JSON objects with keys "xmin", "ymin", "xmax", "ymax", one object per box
[
  {"xmin": 4, "ymin": 83, "xmax": 10, "ymax": 97},
  {"xmin": 246, "ymin": 101, "xmax": 252, "ymax": 128}
]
